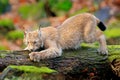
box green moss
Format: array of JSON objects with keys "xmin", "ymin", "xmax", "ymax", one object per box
[
  {"xmin": 109, "ymin": 55, "xmax": 120, "ymax": 62},
  {"xmin": 0, "ymin": 50, "xmax": 11, "ymax": 58},
  {"xmin": 63, "ymin": 43, "xmax": 103, "ymax": 61},
  {"xmin": 0, "ymin": 45, "xmax": 120, "ymax": 79},
  {"xmin": 62, "ymin": 44, "xmax": 120, "ymax": 63},
  {"xmin": 0, "ymin": 46, "xmax": 7, "ymax": 50},
  {"xmin": 3, "ymin": 65, "xmax": 56, "ymax": 80},
  {"xmin": 9, "ymin": 65, "xmax": 57, "ymax": 73},
  {"xmin": 4, "ymin": 73, "xmax": 43, "ymax": 80},
  {"xmin": 6, "ymin": 30, "xmax": 24, "ymax": 40},
  {"xmin": 107, "ymin": 45, "xmax": 120, "ymax": 62}
]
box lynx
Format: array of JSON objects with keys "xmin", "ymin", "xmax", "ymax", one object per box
[{"xmin": 24, "ymin": 13, "xmax": 108, "ymax": 62}]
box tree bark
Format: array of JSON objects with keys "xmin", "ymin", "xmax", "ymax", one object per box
[{"xmin": 0, "ymin": 45, "xmax": 120, "ymax": 79}]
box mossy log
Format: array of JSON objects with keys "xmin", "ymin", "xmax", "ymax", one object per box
[{"xmin": 0, "ymin": 45, "xmax": 120, "ymax": 80}]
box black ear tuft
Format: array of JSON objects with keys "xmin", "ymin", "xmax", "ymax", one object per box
[
  {"xmin": 39, "ymin": 25, "xmax": 41, "ymax": 31},
  {"xmin": 97, "ymin": 21, "xmax": 106, "ymax": 31}
]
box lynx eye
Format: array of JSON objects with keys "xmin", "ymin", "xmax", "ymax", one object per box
[
  {"xmin": 33, "ymin": 41, "xmax": 37, "ymax": 44},
  {"xmin": 27, "ymin": 41, "xmax": 30, "ymax": 44}
]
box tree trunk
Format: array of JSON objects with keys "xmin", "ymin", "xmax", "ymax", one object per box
[{"xmin": 0, "ymin": 45, "xmax": 120, "ymax": 80}]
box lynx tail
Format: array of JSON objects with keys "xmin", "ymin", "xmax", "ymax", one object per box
[{"xmin": 97, "ymin": 21, "xmax": 106, "ymax": 31}]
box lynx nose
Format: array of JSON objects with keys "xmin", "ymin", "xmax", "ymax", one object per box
[
  {"xmin": 27, "ymin": 44, "xmax": 34, "ymax": 51},
  {"xmin": 24, "ymin": 47, "xmax": 33, "ymax": 51},
  {"xmin": 29, "ymin": 49, "xmax": 33, "ymax": 52}
]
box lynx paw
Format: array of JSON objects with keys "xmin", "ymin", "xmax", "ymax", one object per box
[
  {"xmin": 29, "ymin": 52, "xmax": 46, "ymax": 62},
  {"xmin": 97, "ymin": 48, "xmax": 108, "ymax": 55}
]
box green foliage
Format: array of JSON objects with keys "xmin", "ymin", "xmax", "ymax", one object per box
[
  {"xmin": 104, "ymin": 21, "xmax": 120, "ymax": 39},
  {"xmin": 70, "ymin": 8, "xmax": 89, "ymax": 16},
  {"xmin": 0, "ymin": 46, "xmax": 7, "ymax": 50},
  {"xmin": 0, "ymin": 19, "xmax": 15, "ymax": 32},
  {"xmin": 49, "ymin": 0, "xmax": 72, "ymax": 11},
  {"xmin": 114, "ymin": 13, "xmax": 120, "ymax": 19},
  {"xmin": 19, "ymin": 0, "xmax": 72, "ymax": 18},
  {"xmin": 6, "ymin": 30, "xmax": 24, "ymax": 40},
  {"xmin": 9, "ymin": 65, "xmax": 57, "ymax": 73},
  {"xmin": 108, "ymin": 21, "xmax": 120, "ymax": 29},
  {"xmin": 0, "ymin": 0, "xmax": 9, "ymax": 14},
  {"xmin": 104, "ymin": 28, "xmax": 120, "ymax": 39},
  {"xmin": 49, "ymin": 0, "xmax": 72, "ymax": 15},
  {"xmin": 18, "ymin": 2, "xmax": 45, "ymax": 19},
  {"xmin": 0, "ymin": 0, "xmax": 8, "ymax": 4}
]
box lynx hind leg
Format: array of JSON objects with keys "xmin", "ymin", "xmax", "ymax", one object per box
[
  {"xmin": 84, "ymin": 21, "xmax": 96, "ymax": 43},
  {"xmin": 97, "ymin": 34, "xmax": 108, "ymax": 55}
]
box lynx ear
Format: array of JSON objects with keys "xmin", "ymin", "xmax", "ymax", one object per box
[
  {"xmin": 23, "ymin": 25, "xmax": 32, "ymax": 35},
  {"xmin": 38, "ymin": 28, "xmax": 42, "ymax": 37},
  {"xmin": 24, "ymin": 29, "xmax": 31, "ymax": 36},
  {"xmin": 39, "ymin": 25, "xmax": 41, "ymax": 31},
  {"xmin": 38, "ymin": 25, "xmax": 42, "ymax": 37}
]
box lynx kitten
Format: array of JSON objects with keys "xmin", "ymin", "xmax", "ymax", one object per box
[{"xmin": 24, "ymin": 13, "xmax": 108, "ymax": 62}]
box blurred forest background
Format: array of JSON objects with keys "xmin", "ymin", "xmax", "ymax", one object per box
[{"xmin": 0, "ymin": 0, "xmax": 120, "ymax": 50}]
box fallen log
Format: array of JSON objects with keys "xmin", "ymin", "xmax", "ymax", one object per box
[{"xmin": 0, "ymin": 45, "xmax": 120, "ymax": 80}]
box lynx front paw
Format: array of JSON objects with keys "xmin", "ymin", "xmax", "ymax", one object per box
[
  {"xmin": 29, "ymin": 49, "xmax": 61, "ymax": 62},
  {"xmin": 29, "ymin": 52, "xmax": 47, "ymax": 62},
  {"xmin": 29, "ymin": 51, "xmax": 56, "ymax": 62}
]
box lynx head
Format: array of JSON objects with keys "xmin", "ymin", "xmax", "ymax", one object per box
[{"xmin": 24, "ymin": 29, "xmax": 43, "ymax": 51}]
